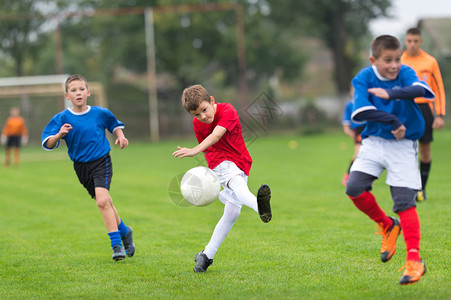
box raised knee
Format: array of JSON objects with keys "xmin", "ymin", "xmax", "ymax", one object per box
[
  {"xmin": 391, "ymin": 187, "xmax": 417, "ymax": 213},
  {"xmin": 96, "ymin": 195, "xmax": 111, "ymax": 209},
  {"xmin": 345, "ymin": 184, "xmax": 364, "ymax": 198},
  {"xmin": 226, "ymin": 204, "xmax": 241, "ymax": 221}
]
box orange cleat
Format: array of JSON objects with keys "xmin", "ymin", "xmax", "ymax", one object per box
[
  {"xmin": 399, "ymin": 260, "xmax": 426, "ymax": 285},
  {"xmin": 375, "ymin": 217, "xmax": 401, "ymax": 262}
]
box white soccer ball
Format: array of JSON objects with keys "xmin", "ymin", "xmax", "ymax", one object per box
[{"xmin": 180, "ymin": 166, "xmax": 221, "ymax": 207}]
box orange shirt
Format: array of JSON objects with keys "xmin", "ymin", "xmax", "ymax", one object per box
[
  {"xmin": 401, "ymin": 49, "xmax": 446, "ymax": 116},
  {"xmin": 2, "ymin": 116, "xmax": 28, "ymax": 136}
]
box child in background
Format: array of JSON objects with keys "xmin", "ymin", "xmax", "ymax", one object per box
[
  {"xmin": 342, "ymin": 85, "xmax": 365, "ymax": 186},
  {"xmin": 401, "ymin": 27, "xmax": 447, "ymax": 202},
  {"xmin": 173, "ymin": 84, "xmax": 272, "ymax": 273},
  {"xmin": 345, "ymin": 35, "xmax": 434, "ymax": 285},
  {"xmin": 1, "ymin": 107, "xmax": 28, "ymax": 168},
  {"xmin": 42, "ymin": 74, "xmax": 135, "ymax": 261}
]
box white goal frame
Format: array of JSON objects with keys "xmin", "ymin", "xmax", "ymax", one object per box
[{"xmin": 0, "ymin": 75, "xmax": 106, "ymax": 109}]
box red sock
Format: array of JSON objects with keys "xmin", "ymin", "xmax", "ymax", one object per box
[
  {"xmin": 350, "ymin": 191, "xmax": 392, "ymax": 228},
  {"xmin": 398, "ymin": 207, "xmax": 421, "ymax": 261}
]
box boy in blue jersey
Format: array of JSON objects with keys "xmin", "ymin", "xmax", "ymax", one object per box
[
  {"xmin": 345, "ymin": 35, "xmax": 434, "ymax": 285},
  {"xmin": 42, "ymin": 74, "xmax": 135, "ymax": 261}
]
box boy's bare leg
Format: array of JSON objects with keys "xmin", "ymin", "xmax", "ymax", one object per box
[
  {"xmin": 13, "ymin": 147, "xmax": 20, "ymax": 167},
  {"xmin": 111, "ymin": 203, "xmax": 121, "ymax": 226},
  {"xmin": 95, "ymin": 187, "xmax": 119, "ymax": 232},
  {"xmin": 4, "ymin": 147, "xmax": 10, "ymax": 167}
]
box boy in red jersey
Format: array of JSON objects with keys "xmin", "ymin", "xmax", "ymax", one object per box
[
  {"xmin": 1, "ymin": 107, "xmax": 28, "ymax": 167},
  {"xmin": 173, "ymin": 84, "xmax": 272, "ymax": 273},
  {"xmin": 401, "ymin": 27, "xmax": 446, "ymax": 202}
]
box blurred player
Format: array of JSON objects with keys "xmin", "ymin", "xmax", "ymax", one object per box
[
  {"xmin": 41, "ymin": 74, "xmax": 134, "ymax": 261},
  {"xmin": 1, "ymin": 107, "xmax": 28, "ymax": 168},
  {"xmin": 401, "ymin": 27, "xmax": 446, "ymax": 202},
  {"xmin": 342, "ymin": 85, "xmax": 365, "ymax": 186},
  {"xmin": 173, "ymin": 84, "xmax": 272, "ymax": 273},
  {"xmin": 345, "ymin": 35, "xmax": 434, "ymax": 285}
]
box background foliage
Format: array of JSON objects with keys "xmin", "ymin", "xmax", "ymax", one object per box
[{"xmin": 0, "ymin": 0, "xmax": 395, "ymax": 141}]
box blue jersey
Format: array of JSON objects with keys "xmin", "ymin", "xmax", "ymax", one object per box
[
  {"xmin": 351, "ymin": 65, "xmax": 434, "ymax": 140},
  {"xmin": 342, "ymin": 100, "xmax": 365, "ymax": 129},
  {"xmin": 42, "ymin": 106, "xmax": 124, "ymax": 162}
]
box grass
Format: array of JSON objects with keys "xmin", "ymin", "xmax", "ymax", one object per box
[{"xmin": 0, "ymin": 130, "xmax": 450, "ymax": 299}]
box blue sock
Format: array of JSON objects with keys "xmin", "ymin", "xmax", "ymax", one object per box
[
  {"xmin": 118, "ymin": 219, "xmax": 129, "ymax": 237},
  {"xmin": 108, "ymin": 231, "xmax": 122, "ymax": 248}
]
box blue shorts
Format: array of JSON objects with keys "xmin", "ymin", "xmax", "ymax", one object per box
[{"xmin": 73, "ymin": 153, "xmax": 113, "ymax": 199}]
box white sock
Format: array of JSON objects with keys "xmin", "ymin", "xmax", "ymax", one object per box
[
  {"xmin": 204, "ymin": 202, "xmax": 241, "ymax": 259},
  {"xmin": 228, "ymin": 175, "xmax": 258, "ymax": 213}
]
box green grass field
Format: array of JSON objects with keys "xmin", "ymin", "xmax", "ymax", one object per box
[{"xmin": 1, "ymin": 130, "xmax": 450, "ymax": 299}]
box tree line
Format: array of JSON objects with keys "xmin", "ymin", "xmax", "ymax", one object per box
[{"xmin": 0, "ymin": 0, "xmax": 391, "ymax": 98}]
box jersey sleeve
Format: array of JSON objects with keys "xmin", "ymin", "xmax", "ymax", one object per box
[
  {"xmin": 216, "ymin": 104, "xmax": 239, "ymax": 132},
  {"xmin": 41, "ymin": 114, "xmax": 63, "ymax": 150},
  {"xmin": 401, "ymin": 65, "xmax": 435, "ymax": 100},
  {"xmin": 102, "ymin": 108, "xmax": 125, "ymax": 133},
  {"xmin": 1, "ymin": 119, "xmax": 9, "ymax": 136},
  {"xmin": 21, "ymin": 117, "xmax": 28, "ymax": 136},
  {"xmin": 351, "ymin": 71, "xmax": 377, "ymax": 124},
  {"xmin": 430, "ymin": 60, "xmax": 446, "ymax": 116}
]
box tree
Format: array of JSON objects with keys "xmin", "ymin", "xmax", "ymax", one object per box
[
  {"xmin": 0, "ymin": 0, "xmax": 54, "ymax": 76},
  {"xmin": 267, "ymin": 0, "xmax": 392, "ymax": 96},
  {"xmin": 53, "ymin": 0, "xmax": 307, "ymax": 91}
]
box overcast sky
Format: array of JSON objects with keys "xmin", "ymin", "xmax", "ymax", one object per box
[{"xmin": 369, "ymin": 0, "xmax": 451, "ymax": 38}]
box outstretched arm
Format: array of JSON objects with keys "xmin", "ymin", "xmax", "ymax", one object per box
[
  {"xmin": 354, "ymin": 110, "xmax": 406, "ymax": 140},
  {"xmin": 173, "ymin": 125, "xmax": 227, "ymax": 158},
  {"xmin": 45, "ymin": 123, "xmax": 72, "ymax": 148},
  {"xmin": 114, "ymin": 128, "xmax": 129, "ymax": 149},
  {"xmin": 343, "ymin": 124, "xmax": 354, "ymax": 138},
  {"xmin": 368, "ymin": 85, "xmax": 426, "ymax": 100}
]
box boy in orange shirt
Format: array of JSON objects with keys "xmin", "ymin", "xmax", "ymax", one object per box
[
  {"xmin": 1, "ymin": 107, "xmax": 28, "ymax": 167},
  {"xmin": 401, "ymin": 27, "xmax": 446, "ymax": 201}
]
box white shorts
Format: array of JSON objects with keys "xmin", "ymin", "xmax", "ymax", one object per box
[
  {"xmin": 213, "ymin": 160, "xmax": 248, "ymax": 208},
  {"xmin": 350, "ymin": 136, "xmax": 421, "ymax": 190}
]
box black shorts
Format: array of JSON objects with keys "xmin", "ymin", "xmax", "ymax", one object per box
[
  {"xmin": 73, "ymin": 153, "xmax": 113, "ymax": 199},
  {"xmin": 6, "ymin": 136, "xmax": 21, "ymax": 148},
  {"xmin": 418, "ymin": 103, "xmax": 434, "ymax": 143}
]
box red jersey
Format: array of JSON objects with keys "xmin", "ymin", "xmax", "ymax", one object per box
[{"xmin": 193, "ymin": 102, "xmax": 252, "ymax": 175}]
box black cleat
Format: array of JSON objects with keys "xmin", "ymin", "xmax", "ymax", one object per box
[
  {"xmin": 121, "ymin": 226, "xmax": 135, "ymax": 257},
  {"xmin": 193, "ymin": 251, "xmax": 213, "ymax": 273},
  {"xmin": 257, "ymin": 184, "xmax": 272, "ymax": 223},
  {"xmin": 112, "ymin": 244, "xmax": 126, "ymax": 261}
]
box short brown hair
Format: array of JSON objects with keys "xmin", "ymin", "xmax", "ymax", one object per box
[
  {"xmin": 371, "ymin": 35, "xmax": 401, "ymax": 58},
  {"xmin": 65, "ymin": 74, "xmax": 88, "ymax": 92},
  {"xmin": 406, "ymin": 27, "xmax": 421, "ymax": 36},
  {"xmin": 181, "ymin": 84, "xmax": 211, "ymax": 112}
]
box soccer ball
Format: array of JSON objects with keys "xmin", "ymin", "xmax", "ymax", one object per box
[{"xmin": 180, "ymin": 166, "xmax": 221, "ymax": 206}]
